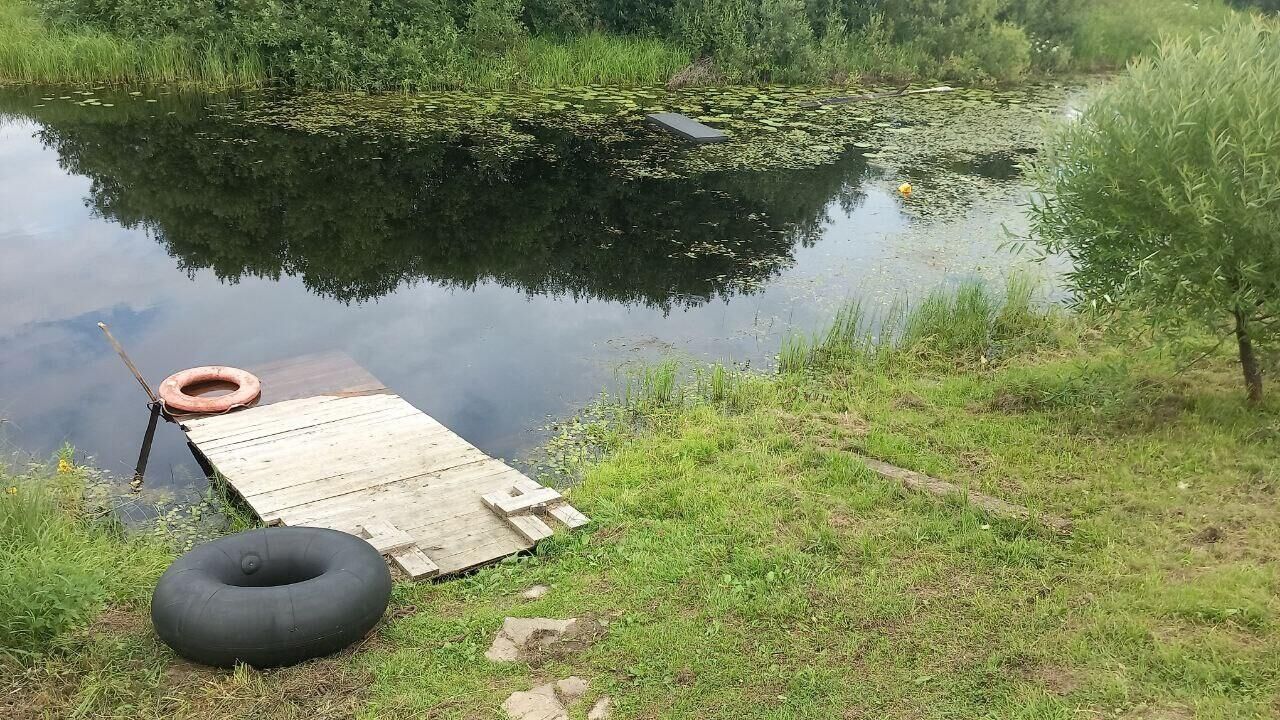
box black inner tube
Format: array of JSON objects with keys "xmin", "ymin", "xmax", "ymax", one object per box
[{"xmin": 151, "ymin": 526, "xmax": 392, "ymax": 668}]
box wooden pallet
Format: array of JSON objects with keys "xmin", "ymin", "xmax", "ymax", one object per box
[{"xmin": 177, "ymin": 355, "xmax": 587, "ymax": 578}]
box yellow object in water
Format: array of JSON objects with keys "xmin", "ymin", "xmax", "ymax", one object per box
[{"xmin": 898, "ymin": 182, "xmax": 913, "ymax": 198}]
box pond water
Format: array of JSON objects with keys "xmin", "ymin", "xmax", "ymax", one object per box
[{"xmin": 0, "ymin": 83, "xmax": 1079, "ymax": 502}]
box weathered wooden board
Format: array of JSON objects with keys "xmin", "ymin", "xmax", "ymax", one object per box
[
  {"xmin": 166, "ymin": 351, "xmax": 388, "ymax": 423},
  {"xmin": 646, "ymin": 112, "xmax": 729, "ymax": 144},
  {"xmin": 180, "ymin": 370, "xmax": 588, "ymax": 577},
  {"xmin": 857, "ymin": 455, "xmax": 1072, "ymax": 535}
]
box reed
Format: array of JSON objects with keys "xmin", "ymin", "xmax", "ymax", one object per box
[{"xmin": 521, "ymin": 34, "xmax": 691, "ymax": 87}]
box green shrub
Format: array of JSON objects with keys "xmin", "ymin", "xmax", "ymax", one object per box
[
  {"xmin": 8, "ymin": 0, "xmax": 1247, "ymax": 87},
  {"xmin": 0, "ymin": 459, "xmax": 169, "ymax": 660},
  {"xmin": 675, "ymin": 0, "xmax": 751, "ymax": 69},
  {"xmin": 1228, "ymin": 0, "xmax": 1280, "ymax": 12},
  {"xmin": 748, "ymin": 0, "xmax": 818, "ymax": 80},
  {"xmin": 1032, "ymin": 16, "xmax": 1280, "ymax": 403},
  {"xmin": 521, "ymin": 0, "xmax": 593, "ymax": 35},
  {"xmin": 466, "ymin": 0, "xmax": 528, "ymax": 54}
]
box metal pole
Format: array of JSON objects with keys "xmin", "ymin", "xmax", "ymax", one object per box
[{"xmin": 97, "ymin": 322, "xmax": 159, "ymax": 404}]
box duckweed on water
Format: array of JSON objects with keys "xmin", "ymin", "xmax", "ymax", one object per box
[
  {"xmin": 226, "ymin": 82, "xmax": 1081, "ymax": 216},
  {"xmin": 22, "ymin": 81, "xmax": 1079, "ymax": 219}
]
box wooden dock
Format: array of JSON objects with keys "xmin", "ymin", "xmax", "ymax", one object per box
[{"xmin": 175, "ymin": 352, "xmax": 587, "ymax": 578}]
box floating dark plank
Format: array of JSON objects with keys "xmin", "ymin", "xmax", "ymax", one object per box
[{"xmin": 646, "ymin": 112, "xmax": 728, "ymax": 144}]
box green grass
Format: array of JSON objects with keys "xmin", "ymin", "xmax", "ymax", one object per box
[
  {"xmin": 0, "ymin": 0, "xmax": 688, "ymax": 90},
  {"xmin": 521, "ymin": 34, "xmax": 692, "ymax": 87},
  {"xmin": 0, "ymin": 0, "xmax": 1249, "ymax": 90},
  {"xmin": 1072, "ymin": 0, "xmax": 1237, "ymax": 69},
  {"xmin": 0, "ymin": 452, "xmax": 169, "ymax": 662},
  {"xmin": 0, "ymin": 0, "xmax": 264, "ymax": 87},
  {"xmin": 8, "ymin": 282, "xmax": 1276, "ymax": 718}
]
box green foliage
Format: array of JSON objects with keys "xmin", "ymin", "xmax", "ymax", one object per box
[
  {"xmin": 4, "ymin": 0, "xmax": 1248, "ymax": 88},
  {"xmin": 1228, "ymin": 0, "xmax": 1280, "ymax": 12},
  {"xmin": 1071, "ymin": 0, "xmax": 1234, "ymax": 69},
  {"xmin": 0, "ymin": 0, "xmax": 263, "ymax": 86},
  {"xmin": 466, "ymin": 0, "xmax": 528, "ymax": 54},
  {"xmin": 1032, "ymin": 17, "xmax": 1280, "ymax": 401},
  {"xmin": 0, "ymin": 458, "xmax": 169, "ymax": 660},
  {"xmin": 521, "ymin": 0, "xmax": 593, "ymax": 35}
]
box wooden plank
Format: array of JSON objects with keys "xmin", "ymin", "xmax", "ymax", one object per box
[
  {"xmin": 357, "ymin": 519, "xmax": 417, "ymax": 554},
  {"xmin": 249, "ymin": 453, "xmax": 494, "ymax": 520},
  {"xmin": 199, "ymin": 425, "xmax": 460, "ymax": 486},
  {"xmin": 205, "ymin": 425, "xmax": 458, "ymax": 483},
  {"xmin": 192, "ymin": 402, "xmax": 427, "ymax": 453},
  {"xmin": 184, "ymin": 395, "xmax": 350, "ymax": 438},
  {"xmin": 260, "ymin": 459, "xmax": 515, "ymax": 526},
  {"xmin": 201, "ymin": 422, "xmax": 461, "ymax": 488},
  {"xmin": 647, "ymin": 112, "xmax": 728, "ymax": 143},
  {"xmin": 429, "ymin": 534, "xmax": 529, "ymax": 575},
  {"xmin": 186, "ymin": 395, "xmax": 415, "ymax": 445},
  {"xmin": 856, "ymin": 456, "xmax": 1073, "ymax": 535},
  {"xmin": 504, "ymin": 514, "xmax": 555, "ymax": 543},
  {"xmin": 548, "ymin": 504, "xmax": 590, "ymax": 530},
  {"xmin": 483, "ymin": 486, "xmax": 562, "ymax": 516},
  {"xmin": 390, "ymin": 546, "xmax": 440, "ymax": 580},
  {"xmin": 168, "ymin": 351, "xmax": 389, "ymax": 423}
]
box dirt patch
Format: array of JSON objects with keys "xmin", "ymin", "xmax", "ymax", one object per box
[
  {"xmin": 1124, "ymin": 704, "xmax": 1194, "ymax": 720},
  {"xmin": 1192, "ymin": 526, "xmax": 1224, "ymax": 544},
  {"xmin": 171, "ymin": 651, "xmax": 373, "ymax": 719},
  {"xmin": 1026, "ymin": 664, "xmax": 1082, "ymax": 695},
  {"xmin": 92, "ymin": 605, "xmax": 149, "ymax": 636},
  {"xmin": 666, "ymin": 58, "xmax": 723, "ymax": 89},
  {"xmin": 775, "ymin": 410, "xmax": 869, "ymax": 454},
  {"xmin": 891, "ymin": 393, "xmax": 931, "ymax": 411},
  {"xmin": 828, "ymin": 511, "xmax": 860, "ymax": 530}
]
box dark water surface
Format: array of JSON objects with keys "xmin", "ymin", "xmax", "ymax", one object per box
[{"xmin": 0, "ymin": 85, "xmax": 1068, "ymax": 498}]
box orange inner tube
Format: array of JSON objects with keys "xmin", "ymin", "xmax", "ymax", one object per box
[{"xmin": 159, "ymin": 366, "xmax": 261, "ymax": 414}]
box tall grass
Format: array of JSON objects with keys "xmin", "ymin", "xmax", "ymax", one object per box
[
  {"xmin": 522, "ymin": 34, "xmax": 691, "ymax": 87},
  {"xmin": 621, "ymin": 279, "xmax": 1073, "ymax": 412},
  {"xmin": 400, "ymin": 34, "xmax": 692, "ymax": 91},
  {"xmin": 0, "ymin": 455, "xmax": 169, "ymax": 661},
  {"xmin": 0, "ymin": 0, "xmax": 687, "ymax": 89},
  {"xmin": 1071, "ymin": 0, "xmax": 1236, "ymax": 69},
  {"xmin": 0, "ymin": 0, "xmax": 263, "ymax": 87}
]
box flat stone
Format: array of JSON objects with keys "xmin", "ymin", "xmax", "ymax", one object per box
[
  {"xmin": 588, "ymin": 696, "xmax": 613, "ymax": 720},
  {"xmin": 485, "ymin": 617, "xmax": 603, "ymax": 663},
  {"xmin": 522, "ymin": 584, "xmax": 551, "ymax": 600},
  {"xmin": 503, "ymin": 682, "xmax": 566, "ymax": 720},
  {"xmin": 555, "ymin": 676, "xmax": 589, "ymax": 704},
  {"xmin": 485, "ymin": 617, "xmax": 577, "ymax": 661}
]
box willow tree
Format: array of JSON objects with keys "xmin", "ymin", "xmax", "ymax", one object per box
[{"xmin": 1032, "ymin": 17, "xmax": 1280, "ymax": 404}]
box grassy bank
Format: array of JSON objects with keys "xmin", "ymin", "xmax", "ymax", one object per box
[
  {"xmin": 0, "ymin": 454, "xmax": 169, "ymax": 663},
  {"xmin": 0, "ymin": 0, "xmax": 1249, "ymax": 90},
  {"xmin": 6, "ymin": 283, "xmax": 1277, "ymax": 718}
]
